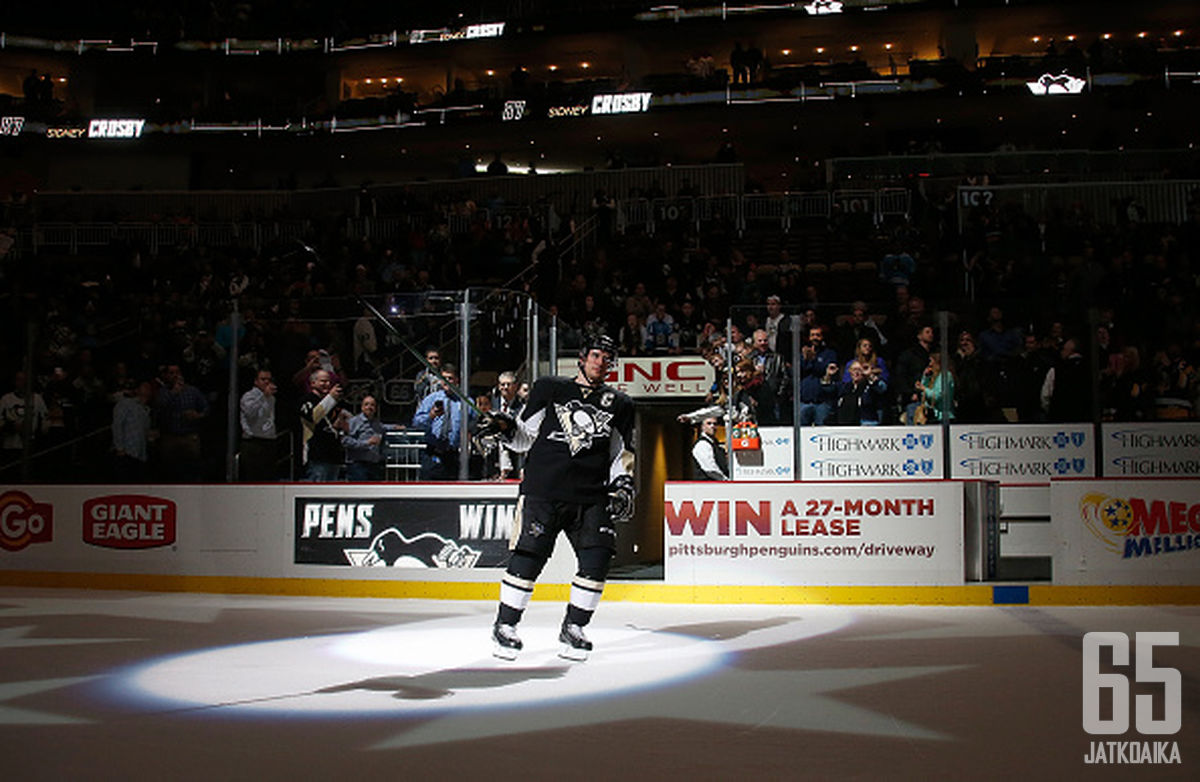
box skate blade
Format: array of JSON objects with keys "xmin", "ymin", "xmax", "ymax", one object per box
[
  {"xmin": 558, "ymin": 644, "xmax": 589, "ymax": 662},
  {"xmin": 493, "ymin": 643, "xmax": 520, "ymax": 661}
]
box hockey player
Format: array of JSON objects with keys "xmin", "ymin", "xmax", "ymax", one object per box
[{"xmin": 481, "ymin": 334, "xmax": 636, "ymax": 661}]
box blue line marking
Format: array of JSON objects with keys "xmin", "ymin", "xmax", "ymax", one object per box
[{"xmin": 993, "ymin": 585, "xmax": 1030, "ymax": 605}]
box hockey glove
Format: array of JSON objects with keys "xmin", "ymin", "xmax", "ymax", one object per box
[
  {"xmin": 606, "ymin": 474, "xmax": 636, "ymax": 522},
  {"xmin": 476, "ymin": 410, "xmax": 516, "ymax": 439}
]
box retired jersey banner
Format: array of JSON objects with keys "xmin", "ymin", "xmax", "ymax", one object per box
[
  {"xmin": 799, "ymin": 426, "xmax": 944, "ymax": 481},
  {"xmin": 663, "ymin": 481, "xmax": 964, "ymax": 585},
  {"xmin": 950, "ymin": 424, "xmax": 1094, "ymax": 483},
  {"xmin": 294, "ymin": 497, "xmax": 515, "ymax": 568},
  {"xmin": 1101, "ymin": 423, "xmax": 1200, "ymax": 478},
  {"xmin": 1052, "ymin": 478, "xmax": 1200, "ymax": 585}
]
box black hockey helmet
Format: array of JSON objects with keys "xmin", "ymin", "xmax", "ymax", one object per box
[{"xmin": 579, "ymin": 333, "xmax": 618, "ymax": 362}]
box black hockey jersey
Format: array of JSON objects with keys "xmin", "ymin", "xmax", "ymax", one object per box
[
  {"xmin": 509, "ymin": 376, "xmax": 635, "ymax": 503},
  {"xmin": 299, "ymin": 390, "xmax": 344, "ymax": 464}
]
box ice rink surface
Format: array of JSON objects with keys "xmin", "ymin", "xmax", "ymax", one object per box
[{"xmin": 0, "ymin": 587, "xmax": 1196, "ymax": 780}]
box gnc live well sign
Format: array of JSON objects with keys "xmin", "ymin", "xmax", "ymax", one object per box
[{"xmin": 558, "ymin": 357, "xmax": 712, "ymax": 398}]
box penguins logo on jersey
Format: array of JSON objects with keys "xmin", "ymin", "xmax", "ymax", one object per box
[{"xmin": 549, "ymin": 399, "xmax": 613, "ymax": 455}]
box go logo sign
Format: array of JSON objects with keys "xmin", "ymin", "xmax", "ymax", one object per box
[
  {"xmin": 0, "ymin": 491, "xmax": 54, "ymax": 551},
  {"xmin": 1083, "ymin": 632, "xmax": 1180, "ymax": 735}
]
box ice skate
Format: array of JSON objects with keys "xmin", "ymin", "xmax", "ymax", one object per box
[
  {"xmin": 493, "ymin": 622, "xmax": 522, "ymax": 660},
  {"xmin": 558, "ymin": 621, "xmax": 593, "ymax": 661}
]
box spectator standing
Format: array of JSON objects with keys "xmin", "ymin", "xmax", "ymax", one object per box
[
  {"xmin": 1100, "ymin": 348, "xmax": 1153, "ymax": 422},
  {"xmin": 617, "ymin": 313, "xmax": 647, "ymax": 358},
  {"xmin": 352, "ymin": 306, "xmax": 379, "ymax": 375},
  {"xmin": 491, "ymin": 371, "xmax": 525, "ymax": 479},
  {"xmin": 239, "ymin": 369, "xmax": 278, "ymax": 481},
  {"xmin": 299, "ymin": 368, "xmax": 346, "ymax": 481},
  {"xmin": 0, "ymin": 371, "xmax": 49, "ymax": 464},
  {"xmin": 978, "ymin": 306, "xmax": 1022, "ymax": 363},
  {"xmin": 763, "ymin": 295, "xmax": 790, "ymax": 355},
  {"xmin": 893, "ymin": 324, "xmax": 936, "ymax": 423},
  {"xmin": 343, "ymin": 394, "xmax": 400, "ymax": 481},
  {"xmin": 644, "ymin": 302, "xmax": 680, "ymax": 354},
  {"xmin": 952, "ymin": 331, "xmax": 989, "ymax": 423},
  {"xmin": 675, "ymin": 300, "xmax": 706, "ymax": 352},
  {"xmin": 796, "ymin": 326, "xmax": 839, "ymax": 426},
  {"xmin": 835, "ymin": 362, "xmax": 889, "ymax": 426},
  {"xmin": 843, "ymin": 338, "xmax": 889, "ymax": 384},
  {"xmin": 111, "ymin": 381, "xmax": 154, "ymax": 482},
  {"xmin": 914, "ymin": 353, "xmax": 956, "ymax": 424},
  {"xmin": 750, "ymin": 328, "xmax": 790, "ymax": 425},
  {"xmin": 1041, "ymin": 337, "xmax": 1093, "ymax": 422},
  {"xmin": 155, "ymin": 364, "xmax": 208, "ymax": 482},
  {"xmin": 412, "ymin": 365, "xmax": 475, "ymax": 480},
  {"xmin": 1010, "ymin": 332, "xmax": 1055, "ymax": 422},
  {"xmin": 413, "ymin": 348, "xmax": 444, "ymax": 400}
]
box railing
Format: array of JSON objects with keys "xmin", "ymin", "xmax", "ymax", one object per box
[
  {"xmin": 618, "ymin": 189, "xmax": 908, "ymax": 234},
  {"xmin": 16, "ymin": 180, "xmax": 1200, "ymax": 261},
  {"xmin": 957, "ymin": 180, "xmax": 1200, "ymax": 228},
  {"xmin": 26, "ymin": 221, "xmax": 314, "ymax": 254},
  {"xmin": 29, "ymin": 164, "xmax": 746, "ymax": 224},
  {"xmin": 829, "ymin": 148, "xmax": 1200, "ymax": 185}
]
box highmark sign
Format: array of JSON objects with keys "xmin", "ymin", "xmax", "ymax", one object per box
[
  {"xmin": 1102, "ymin": 422, "xmax": 1200, "ymax": 477},
  {"xmin": 949, "ymin": 424, "xmax": 1094, "ymax": 483},
  {"xmin": 800, "ymin": 426, "xmax": 944, "ymax": 481}
]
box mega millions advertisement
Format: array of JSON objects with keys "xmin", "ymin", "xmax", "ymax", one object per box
[
  {"xmin": 294, "ymin": 496, "xmax": 514, "ymax": 568},
  {"xmin": 1053, "ymin": 478, "xmax": 1200, "ymax": 585},
  {"xmin": 664, "ymin": 481, "xmax": 964, "ymax": 585}
]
